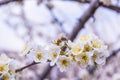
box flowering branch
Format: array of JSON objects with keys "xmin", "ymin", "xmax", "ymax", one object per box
[
  {"xmin": 39, "ymin": 0, "xmax": 100, "ymax": 79},
  {"xmin": 0, "ymin": 0, "xmax": 118, "ymax": 80},
  {"xmin": 0, "ymin": 33, "xmax": 109, "ymax": 80},
  {"xmin": 3, "ymin": 0, "xmax": 100, "ymax": 79}
]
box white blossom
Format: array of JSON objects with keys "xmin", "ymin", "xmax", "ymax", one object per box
[
  {"xmin": 0, "ymin": 54, "xmax": 12, "ymax": 64},
  {"xmin": 92, "ymin": 50, "xmax": 107, "ymax": 66},
  {"xmin": 69, "ymin": 42, "xmax": 84, "ymax": 55},
  {"xmin": 75, "ymin": 52, "xmax": 91, "ymax": 68},
  {"xmin": 56, "ymin": 56, "xmax": 71, "ymax": 72},
  {"xmin": 21, "ymin": 43, "xmax": 33, "ymax": 56},
  {"xmin": 32, "ymin": 49, "xmax": 47, "ymax": 63},
  {"xmin": 48, "ymin": 44, "xmax": 61, "ymax": 66}
]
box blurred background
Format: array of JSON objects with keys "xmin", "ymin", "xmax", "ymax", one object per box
[{"xmin": 0, "ymin": 0, "xmax": 120, "ymax": 80}]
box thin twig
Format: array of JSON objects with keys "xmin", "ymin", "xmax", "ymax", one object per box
[
  {"xmin": 102, "ymin": 4, "xmax": 120, "ymax": 12},
  {"xmin": 45, "ymin": 1, "xmax": 68, "ymax": 35},
  {"xmin": 76, "ymin": 0, "xmax": 120, "ymax": 13},
  {"xmin": 15, "ymin": 62, "xmax": 39, "ymax": 73}
]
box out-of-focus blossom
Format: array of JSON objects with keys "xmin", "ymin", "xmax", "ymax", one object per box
[
  {"xmin": 0, "ymin": 54, "xmax": 12, "ymax": 64},
  {"xmin": 0, "ymin": 54, "xmax": 11, "ymax": 75},
  {"xmin": 0, "ymin": 54, "xmax": 22, "ymax": 80},
  {"xmin": 21, "ymin": 43, "xmax": 33, "ymax": 56}
]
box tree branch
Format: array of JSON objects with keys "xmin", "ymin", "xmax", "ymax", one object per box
[
  {"xmin": 76, "ymin": 0, "xmax": 120, "ymax": 13},
  {"xmin": 0, "ymin": 0, "xmax": 19, "ymax": 6},
  {"xmin": 106, "ymin": 48, "xmax": 120, "ymax": 63},
  {"xmin": 70, "ymin": 0, "xmax": 99, "ymax": 41},
  {"xmin": 39, "ymin": 65, "xmax": 53, "ymax": 80}
]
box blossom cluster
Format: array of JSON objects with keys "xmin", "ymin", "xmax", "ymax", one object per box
[
  {"xmin": 0, "ymin": 54, "xmax": 21, "ymax": 80},
  {"xmin": 22, "ymin": 34, "xmax": 108, "ymax": 72}
]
